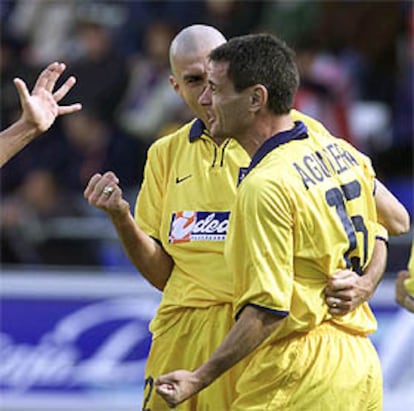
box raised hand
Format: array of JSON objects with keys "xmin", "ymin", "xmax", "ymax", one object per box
[
  {"xmin": 84, "ymin": 171, "xmax": 130, "ymax": 219},
  {"xmin": 14, "ymin": 62, "xmax": 82, "ymax": 134}
]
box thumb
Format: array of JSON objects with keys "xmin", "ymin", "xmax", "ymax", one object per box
[{"xmin": 13, "ymin": 78, "xmax": 31, "ymax": 103}]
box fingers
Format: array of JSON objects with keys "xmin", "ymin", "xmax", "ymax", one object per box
[
  {"xmin": 34, "ymin": 62, "xmax": 67, "ymax": 93},
  {"xmin": 54, "ymin": 75, "xmax": 77, "ymax": 102},
  {"xmin": 155, "ymin": 373, "xmax": 184, "ymax": 408},
  {"xmin": 13, "ymin": 78, "xmax": 31, "ymax": 104},
  {"xmin": 327, "ymin": 269, "xmax": 356, "ymax": 291},
  {"xmin": 326, "ymin": 296, "xmax": 350, "ymax": 315},
  {"xmin": 84, "ymin": 172, "xmax": 121, "ymax": 208},
  {"xmin": 325, "ymin": 271, "xmax": 360, "ymax": 315},
  {"xmin": 155, "ymin": 380, "xmax": 179, "ymax": 408},
  {"xmin": 84, "ymin": 173, "xmax": 103, "ymax": 199},
  {"xmin": 58, "ymin": 103, "xmax": 82, "ymax": 116}
]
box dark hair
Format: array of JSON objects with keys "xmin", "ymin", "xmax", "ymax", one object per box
[{"xmin": 209, "ymin": 33, "xmax": 299, "ymax": 114}]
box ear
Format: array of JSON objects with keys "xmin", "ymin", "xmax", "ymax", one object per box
[
  {"xmin": 249, "ymin": 85, "xmax": 267, "ymax": 112},
  {"xmin": 169, "ymin": 75, "xmax": 179, "ymax": 94}
]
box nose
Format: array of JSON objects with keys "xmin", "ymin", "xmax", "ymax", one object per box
[{"xmin": 198, "ymin": 85, "xmax": 212, "ymax": 106}]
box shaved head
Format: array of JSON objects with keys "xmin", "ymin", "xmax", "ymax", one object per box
[{"xmin": 169, "ymin": 25, "xmax": 226, "ymax": 74}]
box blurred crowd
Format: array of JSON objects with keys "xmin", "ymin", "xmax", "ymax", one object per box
[{"xmin": 1, "ymin": 0, "xmax": 412, "ymax": 267}]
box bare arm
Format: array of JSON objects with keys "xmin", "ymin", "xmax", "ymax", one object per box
[
  {"xmin": 0, "ymin": 62, "xmax": 81, "ymax": 167},
  {"xmin": 325, "ymin": 238, "xmax": 387, "ymax": 315},
  {"xmin": 375, "ymin": 179, "xmax": 410, "ymax": 236},
  {"xmin": 155, "ymin": 305, "xmax": 284, "ymax": 407},
  {"xmin": 84, "ymin": 172, "xmax": 173, "ymax": 291}
]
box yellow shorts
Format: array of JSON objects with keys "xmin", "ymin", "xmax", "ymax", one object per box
[
  {"xmin": 233, "ymin": 322, "xmax": 382, "ymax": 411},
  {"xmin": 142, "ymin": 303, "xmax": 247, "ymax": 411}
]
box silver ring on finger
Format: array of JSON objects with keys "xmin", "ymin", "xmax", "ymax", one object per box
[{"xmin": 103, "ymin": 185, "xmax": 114, "ymax": 197}]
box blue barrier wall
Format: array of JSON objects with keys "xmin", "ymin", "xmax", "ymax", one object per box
[{"xmin": 0, "ymin": 272, "xmax": 412, "ymax": 410}]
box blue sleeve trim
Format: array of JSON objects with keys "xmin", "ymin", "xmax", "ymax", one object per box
[
  {"xmin": 235, "ymin": 303, "xmax": 289, "ymax": 321},
  {"xmin": 373, "ymin": 179, "xmax": 377, "ymax": 196},
  {"xmin": 375, "ymin": 235, "xmax": 388, "ymax": 246}
]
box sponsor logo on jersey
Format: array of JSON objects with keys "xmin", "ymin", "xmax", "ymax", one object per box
[{"xmin": 169, "ymin": 211, "xmax": 230, "ymax": 243}]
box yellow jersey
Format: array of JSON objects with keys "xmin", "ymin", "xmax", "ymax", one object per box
[
  {"xmin": 135, "ymin": 118, "xmax": 250, "ymax": 335},
  {"xmin": 135, "ymin": 112, "xmax": 374, "ymax": 336},
  {"xmin": 226, "ymin": 121, "xmax": 382, "ymax": 340}
]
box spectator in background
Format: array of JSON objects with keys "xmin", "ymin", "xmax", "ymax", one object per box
[
  {"xmin": 117, "ymin": 20, "xmax": 183, "ymax": 143},
  {"xmin": 294, "ymin": 41, "xmax": 354, "ymax": 144},
  {"xmin": 58, "ymin": 108, "xmax": 141, "ymax": 195},
  {"xmin": 6, "ymin": 0, "xmax": 76, "ymax": 65},
  {"xmin": 68, "ymin": 17, "xmax": 129, "ymax": 123},
  {"xmin": 201, "ymin": 0, "xmax": 265, "ymax": 39},
  {"xmin": 1, "ymin": 168, "xmax": 98, "ymax": 265}
]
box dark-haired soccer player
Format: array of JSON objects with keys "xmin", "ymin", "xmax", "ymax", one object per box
[{"xmin": 156, "ymin": 33, "xmax": 391, "ymax": 410}]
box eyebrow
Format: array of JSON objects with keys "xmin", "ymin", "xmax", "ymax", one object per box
[{"xmin": 182, "ymin": 73, "xmax": 204, "ymax": 81}]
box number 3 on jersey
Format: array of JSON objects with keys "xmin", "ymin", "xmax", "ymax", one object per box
[{"xmin": 325, "ymin": 180, "xmax": 368, "ymax": 274}]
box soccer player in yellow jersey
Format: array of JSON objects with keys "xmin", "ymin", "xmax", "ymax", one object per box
[
  {"xmin": 155, "ymin": 33, "xmax": 402, "ymax": 410},
  {"xmin": 396, "ymin": 242, "xmax": 414, "ymax": 312},
  {"xmin": 84, "ymin": 27, "xmax": 408, "ymax": 410},
  {"xmin": 0, "ymin": 62, "xmax": 81, "ymax": 168}
]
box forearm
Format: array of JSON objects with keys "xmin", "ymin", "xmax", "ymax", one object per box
[
  {"xmin": 361, "ymin": 238, "xmax": 387, "ymax": 297},
  {"xmin": 0, "ymin": 118, "xmax": 38, "ymax": 167},
  {"xmin": 110, "ymin": 211, "xmax": 173, "ymax": 290},
  {"xmin": 194, "ymin": 305, "xmax": 283, "ymax": 388},
  {"xmin": 375, "ymin": 179, "xmax": 410, "ymax": 235}
]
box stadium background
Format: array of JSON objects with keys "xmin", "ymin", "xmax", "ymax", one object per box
[{"xmin": 0, "ymin": 1, "xmax": 412, "ymax": 410}]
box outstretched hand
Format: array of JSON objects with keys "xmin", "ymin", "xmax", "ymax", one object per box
[
  {"xmin": 325, "ymin": 269, "xmax": 373, "ymax": 315},
  {"xmin": 155, "ymin": 370, "xmax": 204, "ymax": 408},
  {"xmin": 14, "ymin": 62, "xmax": 82, "ymax": 135}
]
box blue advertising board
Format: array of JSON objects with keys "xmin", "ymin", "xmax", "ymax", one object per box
[
  {"xmin": 0, "ymin": 272, "xmax": 161, "ymax": 410},
  {"xmin": 0, "ymin": 272, "xmax": 412, "ymax": 411}
]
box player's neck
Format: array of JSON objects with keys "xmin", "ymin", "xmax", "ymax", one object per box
[
  {"xmin": 241, "ymin": 114, "xmax": 295, "ymax": 158},
  {"xmin": 210, "ymin": 136, "xmax": 227, "ymax": 146}
]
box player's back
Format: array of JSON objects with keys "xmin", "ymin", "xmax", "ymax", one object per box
[{"xmin": 232, "ymin": 122, "xmax": 378, "ymax": 339}]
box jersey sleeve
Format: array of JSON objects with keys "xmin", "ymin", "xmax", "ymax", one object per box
[
  {"xmin": 338, "ymin": 139, "xmax": 376, "ymax": 187},
  {"xmin": 374, "ymin": 223, "xmax": 388, "ymax": 243},
  {"xmin": 226, "ymin": 177, "xmax": 293, "ymax": 319},
  {"xmin": 134, "ymin": 142, "xmax": 166, "ymax": 240}
]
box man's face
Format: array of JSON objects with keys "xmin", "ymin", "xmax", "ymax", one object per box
[
  {"xmin": 199, "ymin": 60, "xmax": 251, "ymax": 139},
  {"xmin": 170, "ymin": 51, "xmax": 212, "ymax": 125}
]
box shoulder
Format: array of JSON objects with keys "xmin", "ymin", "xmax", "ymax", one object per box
[
  {"xmin": 147, "ymin": 119, "xmax": 196, "ymax": 158},
  {"xmin": 291, "ymin": 109, "xmax": 329, "ymax": 135},
  {"xmin": 240, "ymin": 161, "xmax": 288, "ymax": 204}
]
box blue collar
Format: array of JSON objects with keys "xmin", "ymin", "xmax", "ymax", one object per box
[
  {"xmin": 189, "ymin": 118, "xmax": 207, "ymax": 142},
  {"xmin": 246, "ymin": 121, "xmax": 308, "ymax": 175}
]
